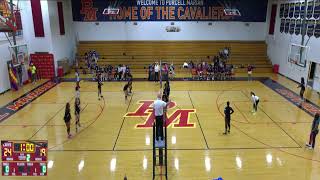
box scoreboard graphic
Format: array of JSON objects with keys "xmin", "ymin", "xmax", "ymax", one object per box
[{"xmin": 1, "ymin": 140, "xmax": 48, "ymax": 176}]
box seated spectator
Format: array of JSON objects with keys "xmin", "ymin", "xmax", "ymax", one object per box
[
  {"xmin": 183, "ymin": 62, "xmax": 189, "ymax": 68},
  {"xmin": 223, "ymin": 47, "xmax": 230, "ymax": 59},
  {"xmin": 107, "ymin": 65, "xmax": 113, "ymax": 81},
  {"xmin": 197, "ymin": 63, "xmax": 203, "ymax": 80},
  {"xmin": 125, "ymin": 65, "xmax": 131, "ymax": 80},
  {"xmin": 121, "ymin": 64, "xmax": 127, "ymax": 80},
  {"xmin": 207, "ymin": 64, "xmax": 213, "ymax": 80},
  {"xmin": 189, "ymin": 60, "xmax": 195, "ymax": 69}
]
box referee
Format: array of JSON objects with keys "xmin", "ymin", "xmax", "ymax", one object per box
[{"xmin": 153, "ymin": 93, "xmax": 169, "ymax": 145}]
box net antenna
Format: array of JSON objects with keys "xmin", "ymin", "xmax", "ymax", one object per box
[
  {"xmin": 102, "ymin": 0, "xmax": 125, "ymax": 15},
  {"xmin": 218, "ymin": 0, "xmax": 241, "ymax": 17}
]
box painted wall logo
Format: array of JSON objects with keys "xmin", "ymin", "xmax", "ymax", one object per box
[{"xmin": 125, "ymin": 100, "xmax": 196, "ymax": 129}]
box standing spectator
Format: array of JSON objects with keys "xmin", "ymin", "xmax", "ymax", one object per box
[
  {"xmin": 298, "ymin": 77, "xmax": 306, "ymax": 102},
  {"xmin": 154, "ymin": 62, "xmax": 160, "ymax": 82},
  {"xmin": 30, "ymin": 63, "xmax": 37, "ymax": 84},
  {"xmin": 121, "ymin": 64, "xmax": 127, "ymax": 80},
  {"xmin": 117, "ymin": 64, "xmax": 122, "ymax": 80},
  {"xmin": 251, "ymin": 92, "xmax": 260, "ymax": 112},
  {"xmin": 148, "ymin": 64, "xmax": 154, "ymax": 81},
  {"xmin": 224, "ymin": 101, "xmax": 234, "ymax": 134},
  {"xmin": 247, "ymin": 64, "xmax": 253, "ymax": 81},
  {"xmin": 306, "ymin": 113, "xmax": 320, "ymax": 150}
]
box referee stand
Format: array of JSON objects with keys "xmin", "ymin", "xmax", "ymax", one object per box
[{"xmin": 152, "ymin": 117, "xmax": 168, "ymax": 180}]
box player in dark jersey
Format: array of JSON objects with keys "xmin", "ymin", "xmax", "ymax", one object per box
[
  {"xmin": 97, "ymin": 73, "xmax": 103, "ymax": 100},
  {"xmin": 298, "ymin": 77, "xmax": 305, "ymax": 102},
  {"xmin": 224, "ymin": 101, "xmax": 234, "ymax": 134},
  {"xmin": 64, "ymin": 103, "xmax": 72, "ymax": 138},
  {"xmin": 123, "ymin": 82, "xmax": 131, "ymax": 100},
  {"xmin": 123, "ymin": 83, "xmax": 129, "ymax": 100},
  {"xmin": 306, "ymin": 113, "xmax": 320, "ymax": 150},
  {"xmin": 163, "ymin": 80, "xmax": 170, "ymax": 98},
  {"xmin": 75, "ymin": 98, "xmax": 81, "ymax": 132}
]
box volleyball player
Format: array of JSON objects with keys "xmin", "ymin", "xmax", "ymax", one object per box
[
  {"xmin": 123, "ymin": 82, "xmax": 130, "ymax": 101},
  {"xmin": 75, "ymin": 69, "xmax": 80, "ymax": 88},
  {"xmin": 224, "ymin": 101, "xmax": 234, "ymax": 134},
  {"xmin": 75, "ymin": 86, "xmax": 80, "ymax": 99},
  {"xmin": 251, "ymin": 92, "xmax": 260, "ymax": 112},
  {"xmin": 75, "ymin": 98, "xmax": 81, "ymax": 132},
  {"xmin": 306, "ymin": 113, "xmax": 320, "ymax": 150},
  {"xmin": 64, "ymin": 103, "xmax": 72, "ymax": 138},
  {"xmin": 97, "ymin": 73, "xmax": 103, "ymax": 100},
  {"xmin": 163, "ymin": 80, "xmax": 170, "ymax": 98},
  {"xmin": 298, "ymin": 77, "xmax": 305, "ymax": 102}
]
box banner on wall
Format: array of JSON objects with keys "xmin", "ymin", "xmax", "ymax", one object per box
[
  {"xmin": 289, "ymin": 3, "xmax": 295, "ymax": 18},
  {"xmin": 284, "ymin": 19, "xmax": 290, "ymax": 34},
  {"xmin": 280, "ymin": 4, "xmax": 284, "ymax": 18},
  {"xmin": 289, "ymin": 19, "xmax": 295, "ymax": 35},
  {"xmin": 307, "ymin": 19, "xmax": 315, "ymax": 37},
  {"xmin": 314, "ymin": 0, "xmax": 320, "ymax": 19},
  {"xmin": 307, "ymin": 0, "xmax": 314, "ymax": 19},
  {"xmin": 283, "ymin": 3, "xmax": 289, "ymax": 18},
  {"xmin": 72, "ymin": 0, "xmax": 268, "ymax": 22},
  {"xmin": 294, "ymin": 2, "xmax": 301, "ymax": 18},
  {"xmin": 301, "ymin": 1, "xmax": 306, "ymax": 19},
  {"xmin": 314, "ymin": 20, "xmax": 320, "ymax": 38},
  {"xmin": 295, "ymin": 19, "xmax": 302, "ymax": 35},
  {"xmin": 280, "ymin": 19, "xmax": 285, "ymax": 33}
]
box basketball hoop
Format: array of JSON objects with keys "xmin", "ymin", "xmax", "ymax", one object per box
[
  {"xmin": 224, "ymin": 8, "xmax": 241, "ymax": 17},
  {"xmin": 102, "ymin": 7, "xmax": 119, "ymax": 15}
]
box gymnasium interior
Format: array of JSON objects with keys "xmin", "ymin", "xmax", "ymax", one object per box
[{"xmin": 0, "ymin": 0, "xmax": 320, "ymax": 179}]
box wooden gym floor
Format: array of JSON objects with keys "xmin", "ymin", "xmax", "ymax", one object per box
[{"xmin": 0, "ymin": 74, "xmax": 320, "ymax": 180}]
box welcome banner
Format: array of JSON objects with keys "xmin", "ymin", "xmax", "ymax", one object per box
[{"xmin": 72, "ymin": 0, "xmax": 268, "ymax": 22}]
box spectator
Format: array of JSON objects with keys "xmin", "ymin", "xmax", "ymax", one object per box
[
  {"xmin": 247, "ymin": 64, "xmax": 253, "ymax": 81},
  {"xmin": 154, "ymin": 62, "xmax": 160, "ymax": 82},
  {"xmin": 148, "ymin": 64, "xmax": 154, "ymax": 81},
  {"xmin": 169, "ymin": 64, "xmax": 175, "ymax": 80},
  {"xmin": 30, "ymin": 63, "xmax": 37, "ymax": 84}
]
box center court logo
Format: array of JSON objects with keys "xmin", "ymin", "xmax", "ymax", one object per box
[{"xmin": 124, "ymin": 100, "xmax": 196, "ymax": 129}]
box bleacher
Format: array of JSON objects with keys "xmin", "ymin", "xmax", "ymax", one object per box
[{"xmin": 76, "ymin": 41, "xmax": 273, "ymax": 77}]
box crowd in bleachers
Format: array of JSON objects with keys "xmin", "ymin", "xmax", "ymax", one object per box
[
  {"xmin": 186, "ymin": 47, "xmax": 234, "ymax": 80},
  {"xmin": 79, "ymin": 50, "xmax": 132, "ymax": 81},
  {"xmin": 147, "ymin": 62, "xmax": 175, "ymax": 81}
]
